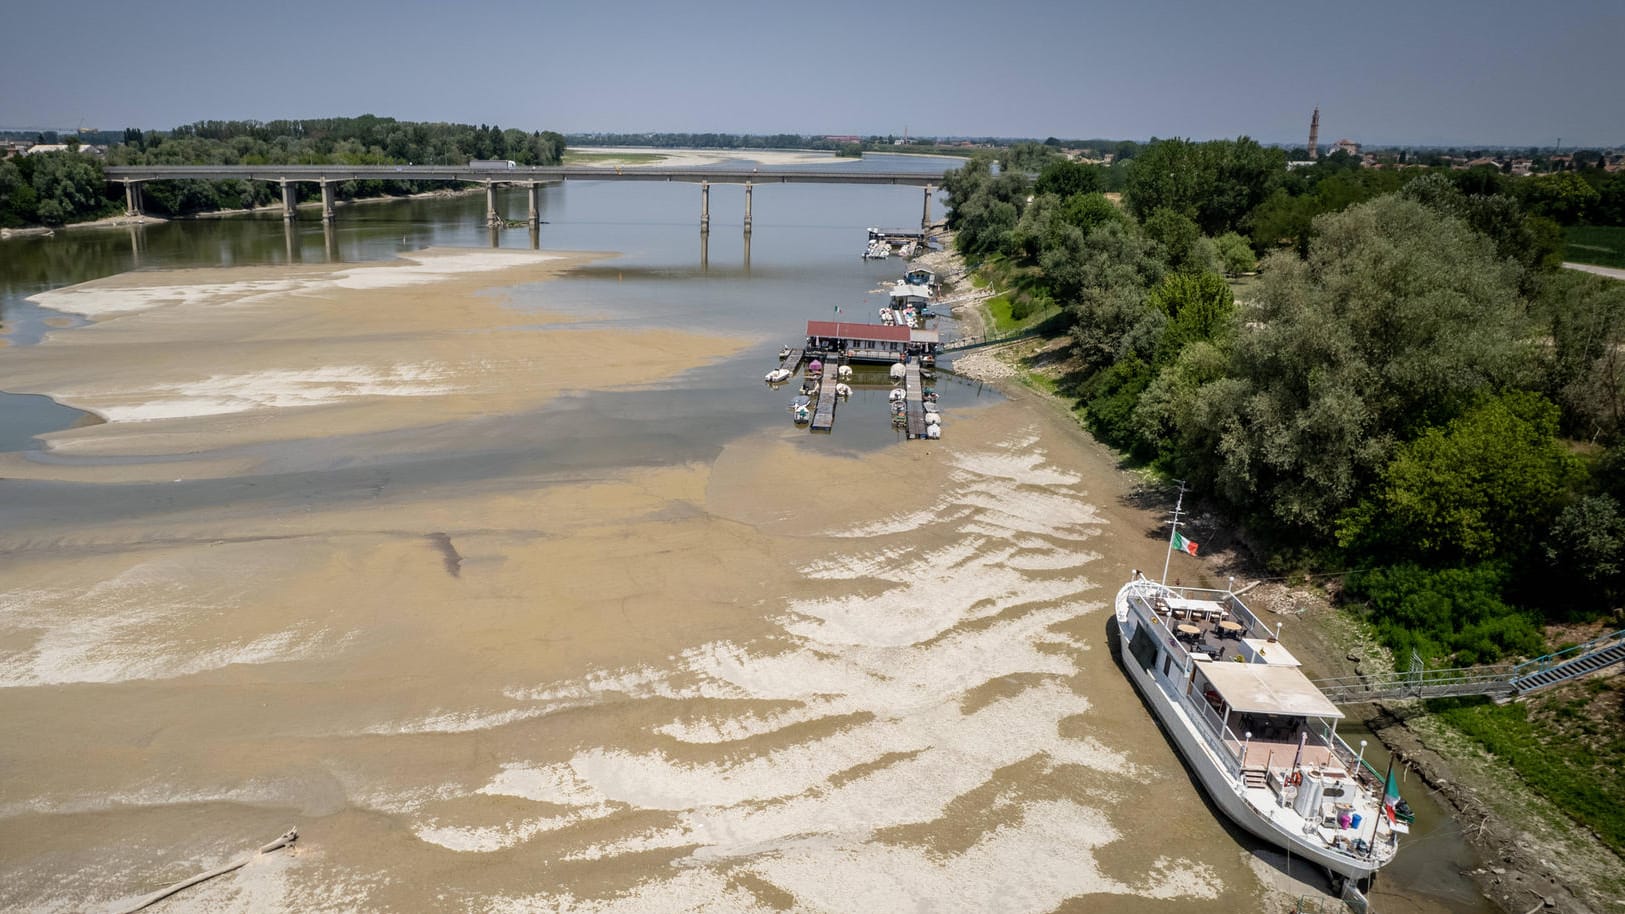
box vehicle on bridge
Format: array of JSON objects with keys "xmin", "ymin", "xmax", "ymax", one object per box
[{"xmin": 469, "ymin": 159, "xmax": 517, "ymax": 170}]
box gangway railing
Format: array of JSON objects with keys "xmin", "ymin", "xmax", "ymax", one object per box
[
  {"xmin": 1312, "ymin": 628, "xmax": 1625, "ymax": 704},
  {"xmin": 940, "ymin": 328, "xmax": 1042, "ymax": 353}
]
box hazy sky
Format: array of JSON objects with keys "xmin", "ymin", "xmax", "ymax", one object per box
[{"xmin": 5, "ymin": 0, "xmax": 1621, "ymax": 147}]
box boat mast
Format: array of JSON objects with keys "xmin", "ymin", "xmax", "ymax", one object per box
[{"xmin": 1160, "ymin": 480, "xmax": 1187, "ymax": 586}]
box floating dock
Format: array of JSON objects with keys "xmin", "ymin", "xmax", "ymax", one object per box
[
  {"xmin": 810, "ymin": 368, "xmax": 840, "ymax": 433},
  {"xmin": 780, "ymin": 347, "xmax": 803, "ymax": 367},
  {"xmin": 904, "ymin": 357, "xmax": 926, "ymax": 439}
]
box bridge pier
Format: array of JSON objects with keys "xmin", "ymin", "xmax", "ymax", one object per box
[
  {"xmin": 700, "ymin": 181, "xmax": 710, "ymax": 231},
  {"xmin": 743, "ymin": 182, "xmax": 752, "ymax": 233},
  {"xmin": 486, "ymin": 182, "xmax": 500, "ymax": 227},
  {"xmin": 527, "ymin": 182, "xmax": 541, "ymax": 227},
  {"xmin": 280, "ymin": 179, "xmax": 297, "ymax": 221},
  {"xmin": 699, "ymin": 228, "xmax": 708, "ymax": 271},
  {"xmin": 922, "ymin": 185, "xmax": 933, "ymax": 230},
  {"xmin": 320, "ymin": 180, "xmax": 337, "ymax": 222},
  {"xmin": 122, "ymin": 180, "xmax": 144, "ymax": 218}
]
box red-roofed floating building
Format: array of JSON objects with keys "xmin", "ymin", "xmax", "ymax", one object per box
[{"xmin": 805, "ymin": 321, "xmax": 940, "ymax": 363}]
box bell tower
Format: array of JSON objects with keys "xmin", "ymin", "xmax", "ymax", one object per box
[{"xmin": 1308, "ymin": 107, "xmax": 1320, "ymax": 160}]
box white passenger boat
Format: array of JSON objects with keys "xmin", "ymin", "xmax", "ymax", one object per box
[
  {"xmin": 1114, "ymin": 493, "xmax": 1403, "ymax": 895},
  {"xmin": 765, "ymin": 368, "xmax": 792, "ymax": 384}
]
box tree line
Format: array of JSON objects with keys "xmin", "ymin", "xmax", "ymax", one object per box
[
  {"xmin": 946, "ymin": 140, "xmax": 1625, "ymax": 667},
  {"xmin": 1, "ymin": 115, "xmax": 566, "ymax": 226}
]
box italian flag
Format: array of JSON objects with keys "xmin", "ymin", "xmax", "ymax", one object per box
[{"xmin": 1171, "ymin": 531, "xmax": 1199, "ymax": 556}]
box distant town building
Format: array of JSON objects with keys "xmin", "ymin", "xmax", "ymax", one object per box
[
  {"xmin": 22, "ymin": 143, "xmax": 104, "ymax": 156},
  {"xmin": 1332, "ymin": 138, "xmax": 1360, "ymax": 157}
]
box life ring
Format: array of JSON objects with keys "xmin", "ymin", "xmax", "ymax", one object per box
[{"xmin": 1288, "ymin": 770, "xmax": 1302, "ymax": 787}]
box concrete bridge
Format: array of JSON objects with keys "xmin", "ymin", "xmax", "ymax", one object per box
[{"xmin": 102, "ymin": 164, "xmax": 948, "ymax": 230}]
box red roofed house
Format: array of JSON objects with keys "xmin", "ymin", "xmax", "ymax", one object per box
[{"xmin": 805, "ymin": 321, "xmax": 938, "ymax": 363}]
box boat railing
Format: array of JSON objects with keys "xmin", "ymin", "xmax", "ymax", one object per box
[
  {"xmin": 1313, "ymin": 721, "xmax": 1383, "ymax": 791},
  {"xmin": 1181, "ymin": 679, "xmax": 1245, "ymax": 778},
  {"xmin": 1156, "ymin": 582, "xmax": 1268, "ymax": 639}
]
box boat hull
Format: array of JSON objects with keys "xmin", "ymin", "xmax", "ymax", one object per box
[{"xmin": 1114, "ymin": 584, "xmax": 1381, "ymax": 883}]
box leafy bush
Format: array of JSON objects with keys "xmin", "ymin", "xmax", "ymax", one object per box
[
  {"xmin": 1345, "ymin": 563, "xmax": 1545, "ymax": 665},
  {"xmin": 1079, "ymin": 358, "xmax": 1155, "ymax": 455}
]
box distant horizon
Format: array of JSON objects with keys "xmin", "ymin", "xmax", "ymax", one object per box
[{"xmin": 3, "ymin": 120, "xmax": 1617, "ymax": 154}]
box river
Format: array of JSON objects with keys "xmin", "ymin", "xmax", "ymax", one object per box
[{"xmin": 0, "ymin": 150, "xmax": 1491, "ymax": 914}]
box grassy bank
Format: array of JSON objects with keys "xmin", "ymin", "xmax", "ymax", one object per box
[
  {"xmin": 1429, "ymin": 675, "xmax": 1625, "ymax": 855},
  {"xmin": 1563, "ymin": 225, "xmax": 1625, "ymax": 269}
]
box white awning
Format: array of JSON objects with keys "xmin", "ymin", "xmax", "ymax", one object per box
[{"xmin": 1200, "ymin": 662, "xmax": 1343, "ymax": 719}]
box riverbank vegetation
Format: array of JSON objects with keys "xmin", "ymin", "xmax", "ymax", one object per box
[
  {"xmin": 1, "ymin": 116, "xmax": 566, "ymax": 226},
  {"xmin": 946, "ymin": 138, "xmax": 1625, "ymax": 864}
]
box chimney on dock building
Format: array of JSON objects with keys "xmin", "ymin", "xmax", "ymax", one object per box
[{"xmin": 1308, "ymin": 107, "xmax": 1320, "ymax": 160}]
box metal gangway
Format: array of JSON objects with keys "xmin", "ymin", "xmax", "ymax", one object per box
[
  {"xmin": 939, "ymin": 327, "xmax": 1042, "ymax": 353},
  {"xmin": 1313, "ymin": 628, "xmax": 1625, "ymax": 704}
]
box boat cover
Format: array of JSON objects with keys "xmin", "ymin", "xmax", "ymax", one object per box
[{"xmin": 1200, "ymin": 662, "xmax": 1344, "ymax": 719}]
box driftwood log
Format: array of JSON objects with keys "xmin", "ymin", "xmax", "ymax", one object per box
[{"xmin": 114, "ymin": 827, "xmax": 298, "ymax": 914}]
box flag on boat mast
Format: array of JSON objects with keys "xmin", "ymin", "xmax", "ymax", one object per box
[
  {"xmin": 1171, "ymin": 531, "xmax": 1199, "ymax": 556},
  {"xmin": 1382, "ymin": 758, "xmax": 1401, "ymax": 824}
]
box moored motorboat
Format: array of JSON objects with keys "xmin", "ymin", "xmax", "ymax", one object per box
[
  {"xmin": 834, "ymin": 382, "xmax": 852, "ymax": 398},
  {"xmin": 837, "ymin": 365, "xmax": 853, "ymax": 381},
  {"xmin": 1114, "ymin": 492, "xmax": 1403, "ymax": 895},
  {"xmin": 889, "ymin": 362, "xmax": 907, "ymax": 380},
  {"xmin": 765, "ymin": 367, "xmax": 792, "ymax": 384},
  {"xmin": 790, "ymin": 394, "xmax": 812, "ymax": 425},
  {"xmin": 888, "ymin": 388, "xmax": 906, "ymax": 403}
]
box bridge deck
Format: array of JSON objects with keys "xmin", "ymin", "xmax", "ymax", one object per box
[{"xmin": 104, "ymin": 164, "xmax": 946, "ymax": 187}]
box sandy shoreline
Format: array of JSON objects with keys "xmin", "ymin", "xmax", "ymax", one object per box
[{"xmin": 0, "ymin": 248, "xmax": 752, "ymax": 482}]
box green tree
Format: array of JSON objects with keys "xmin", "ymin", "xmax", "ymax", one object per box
[
  {"xmin": 1213, "ymin": 231, "xmax": 1256, "ymax": 274},
  {"xmin": 1191, "ymin": 196, "xmax": 1534, "ymax": 532},
  {"xmin": 1033, "ymin": 160, "xmax": 1101, "ymax": 198},
  {"xmin": 1544, "ymin": 495, "xmax": 1625, "ymax": 596},
  {"xmin": 27, "ymin": 152, "xmax": 110, "ymax": 225},
  {"xmin": 1147, "ymin": 271, "xmax": 1235, "ymax": 366},
  {"xmin": 1338, "ymin": 392, "xmax": 1581, "ymax": 562}
]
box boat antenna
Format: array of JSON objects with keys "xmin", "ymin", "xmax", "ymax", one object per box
[{"xmin": 1160, "ymin": 480, "xmax": 1187, "ymax": 586}]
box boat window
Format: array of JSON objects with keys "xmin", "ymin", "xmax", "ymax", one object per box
[
  {"xmin": 1163, "ymin": 654, "xmax": 1173, "ymax": 677},
  {"xmin": 1128, "ymin": 623, "xmax": 1161, "ymax": 672}
]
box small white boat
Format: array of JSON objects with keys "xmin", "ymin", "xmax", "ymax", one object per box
[
  {"xmin": 924, "ymin": 412, "xmax": 941, "ymax": 426},
  {"xmin": 837, "ymin": 365, "xmax": 853, "ymax": 381},
  {"xmin": 778, "ymin": 345, "xmax": 792, "ymax": 360},
  {"xmin": 925, "ymin": 424, "xmax": 941, "ymax": 440},
  {"xmin": 889, "ymin": 362, "xmax": 907, "ymax": 380},
  {"xmin": 923, "ymin": 401, "xmax": 939, "ymax": 414},
  {"xmin": 888, "ymin": 388, "xmax": 906, "ymax": 403},
  {"xmin": 765, "ymin": 368, "xmax": 792, "ymax": 384},
  {"xmin": 835, "ymin": 383, "xmax": 852, "ymax": 398}
]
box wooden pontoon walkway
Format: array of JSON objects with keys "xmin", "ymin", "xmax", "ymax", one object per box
[
  {"xmin": 780, "ymin": 347, "xmax": 803, "ymax": 367},
  {"xmin": 810, "ymin": 368, "xmax": 840, "ymax": 433},
  {"xmin": 904, "ymin": 357, "xmax": 926, "ymax": 439}
]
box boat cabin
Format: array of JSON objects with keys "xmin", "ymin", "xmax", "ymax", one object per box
[
  {"xmin": 904, "ymin": 268, "xmax": 936, "ymax": 288},
  {"xmin": 889, "ymin": 282, "xmax": 930, "ymax": 310},
  {"xmin": 1189, "ymin": 661, "xmax": 1344, "ymax": 772}
]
